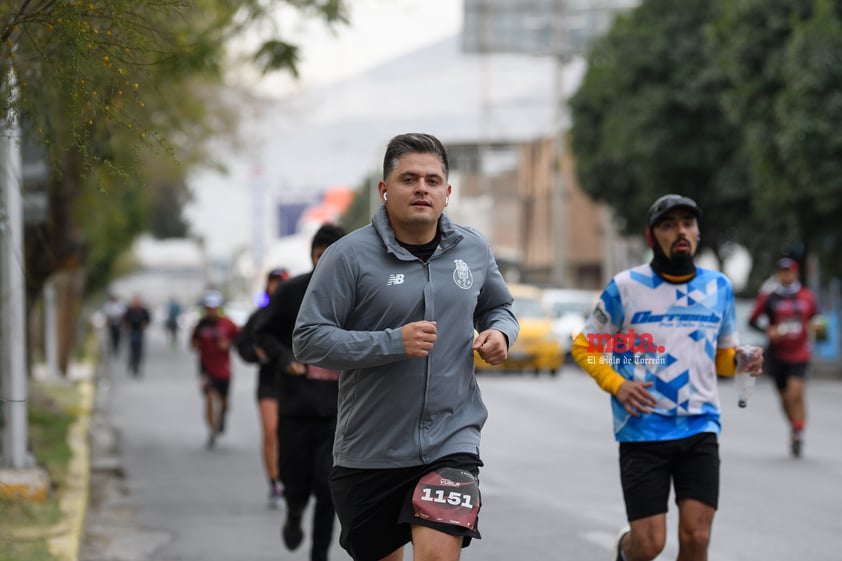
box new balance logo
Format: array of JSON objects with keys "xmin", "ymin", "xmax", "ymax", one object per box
[{"xmin": 386, "ymin": 274, "xmax": 405, "ymax": 286}]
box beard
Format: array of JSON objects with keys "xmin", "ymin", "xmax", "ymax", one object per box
[{"xmin": 649, "ymin": 229, "xmax": 696, "ymax": 279}]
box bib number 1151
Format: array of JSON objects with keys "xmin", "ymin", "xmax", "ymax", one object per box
[
  {"xmin": 411, "ymin": 467, "xmax": 481, "ymax": 529},
  {"xmin": 419, "ymin": 487, "xmax": 475, "ymax": 508}
]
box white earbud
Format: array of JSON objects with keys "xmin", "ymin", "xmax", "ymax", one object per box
[
  {"xmin": 383, "ymin": 192, "xmax": 387, "ymax": 201},
  {"xmin": 445, "ymin": 196, "xmax": 450, "ymax": 205}
]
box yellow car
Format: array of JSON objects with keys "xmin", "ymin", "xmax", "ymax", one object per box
[{"xmin": 475, "ymin": 284, "xmax": 564, "ymax": 375}]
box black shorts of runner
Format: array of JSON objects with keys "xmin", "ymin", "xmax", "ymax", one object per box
[
  {"xmin": 202, "ymin": 375, "xmax": 230, "ymax": 399},
  {"xmin": 619, "ymin": 432, "xmax": 719, "ymax": 522},
  {"xmin": 255, "ymin": 368, "xmax": 278, "ymax": 401},
  {"xmin": 330, "ymin": 453, "xmax": 483, "ymax": 561},
  {"xmin": 767, "ymin": 356, "xmax": 808, "ymax": 391}
]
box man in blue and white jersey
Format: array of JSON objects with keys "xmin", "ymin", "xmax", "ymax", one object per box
[{"xmin": 572, "ymin": 194, "xmax": 762, "ymax": 561}]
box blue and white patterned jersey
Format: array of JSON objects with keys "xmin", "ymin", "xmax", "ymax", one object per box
[{"xmin": 581, "ymin": 265, "xmax": 738, "ymax": 442}]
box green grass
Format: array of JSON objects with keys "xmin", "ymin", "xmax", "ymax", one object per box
[
  {"xmin": 0, "ymin": 542, "xmax": 56, "ymax": 561},
  {"xmin": 0, "ymin": 379, "xmax": 80, "ymax": 561}
]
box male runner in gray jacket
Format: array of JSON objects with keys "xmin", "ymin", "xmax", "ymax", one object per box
[{"xmin": 294, "ymin": 133, "xmax": 519, "ymax": 561}]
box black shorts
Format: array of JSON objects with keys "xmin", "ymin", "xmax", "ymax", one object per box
[
  {"xmin": 330, "ymin": 453, "xmax": 483, "ymax": 561},
  {"xmin": 767, "ymin": 356, "xmax": 808, "ymax": 391},
  {"xmin": 255, "ymin": 368, "xmax": 279, "ymax": 401},
  {"xmin": 619, "ymin": 432, "xmax": 719, "ymax": 522},
  {"xmin": 202, "ymin": 375, "xmax": 230, "ymax": 399}
]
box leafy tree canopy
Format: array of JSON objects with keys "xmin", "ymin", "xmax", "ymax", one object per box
[
  {"xmin": 570, "ymin": 0, "xmax": 842, "ymax": 290},
  {"xmin": 1, "ymin": 0, "xmax": 348, "ymax": 302}
]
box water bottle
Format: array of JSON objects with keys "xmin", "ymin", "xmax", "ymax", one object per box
[
  {"xmin": 735, "ymin": 345, "xmax": 761, "ymax": 408},
  {"xmin": 813, "ymin": 315, "xmax": 828, "ymax": 343},
  {"xmin": 734, "ymin": 371, "xmax": 756, "ymax": 408}
]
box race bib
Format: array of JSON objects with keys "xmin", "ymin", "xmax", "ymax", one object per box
[
  {"xmin": 412, "ymin": 467, "xmax": 480, "ymax": 529},
  {"xmin": 306, "ymin": 365, "xmax": 340, "ymax": 381},
  {"xmin": 777, "ymin": 319, "xmax": 803, "ymax": 337}
]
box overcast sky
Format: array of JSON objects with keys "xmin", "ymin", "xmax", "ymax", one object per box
[{"xmin": 229, "ymin": 0, "xmax": 464, "ymax": 98}]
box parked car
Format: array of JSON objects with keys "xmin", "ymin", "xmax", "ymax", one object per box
[
  {"xmin": 542, "ymin": 289, "xmax": 601, "ymax": 356},
  {"xmin": 475, "ymin": 284, "xmax": 564, "ymax": 375}
]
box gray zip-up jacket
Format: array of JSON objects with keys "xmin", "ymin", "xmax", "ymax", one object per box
[{"xmin": 293, "ymin": 207, "xmax": 519, "ymax": 469}]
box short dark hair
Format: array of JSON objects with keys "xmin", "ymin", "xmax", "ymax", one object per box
[
  {"xmin": 382, "ymin": 133, "xmax": 449, "ymax": 181},
  {"xmin": 311, "ymin": 223, "xmax": 347, "ymax": 254}
]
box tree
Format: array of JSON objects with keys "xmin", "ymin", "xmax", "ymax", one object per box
[
  {"xmin": 1, "ymin": 0, "xmax": 348, "ymax": 368},
  {"xmin": 4, "ymin": 0, "xmax": 347, "ymax": 292},
  {"xmin": 570, "ymin": 0, "xmax": 842, "ymax": 292},
  {"xmin": 776, "ymin": 0, "xmax": 842, "ymax": 278},
  {"xmin": 569, "ymin": 0, "xmax": 749, "ymax": 266},
  {"xmin": 716, "ymin": 0, "xmax": 842, "ymax": 281}
]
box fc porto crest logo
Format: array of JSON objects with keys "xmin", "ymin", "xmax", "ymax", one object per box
[{"xmin": 452, "ymin": 259, "xmax": 473, "ymax": 290}]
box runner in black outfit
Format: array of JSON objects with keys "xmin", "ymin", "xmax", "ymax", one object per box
[
  {"xmin": 123, "ymin": 295, "xmax": 151, "ymax": 377},
  {"xmin": 237, "ymin": 267, "xmax": 289, "ymax": 508},
  {"xmin": 253, "ymin": 223, "xmax": 347, "ymax": 561}
]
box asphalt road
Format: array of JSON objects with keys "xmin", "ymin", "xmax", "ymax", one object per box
[{"xmin": 81, "ymin": 327, "xmax": 842, "ymax": 561}]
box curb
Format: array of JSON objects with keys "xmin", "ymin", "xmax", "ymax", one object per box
[
  {"xmin": 47, "ymin": 378, "xmax": 94, "ymax": 561},
  {"xmin": 0, "ymin": 466, "xmax": 50, "ymax": 502}
]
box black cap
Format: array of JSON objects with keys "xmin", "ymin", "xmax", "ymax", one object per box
[
  {"xmin": 776, "ymin": 257, "xmax": 799, "ymax": 272},
  {"xmin": 266, "ymin": 268, "xmax": 289, "ymax": 282},
  {"xmin": 647, "ymin": 194, "xmax": 701, "ymax": 227}
]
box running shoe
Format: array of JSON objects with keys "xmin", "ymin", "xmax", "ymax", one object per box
[
  {"xmin": 282, "ymin": 512, "xmax": 304, "ymax": 551},
  {"xmin": 791, "ymin": 430, "xmax": 803, "ymax": 458},
  {"xmin": 206, "ymin": 432, "xmax": 216, "ymax": 450}
]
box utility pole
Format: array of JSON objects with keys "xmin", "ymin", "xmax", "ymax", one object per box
[
  {"xmin": 0, "ymin": 66, "xmax": 31, "ymax": 470},
  {"xmin": 250, "ymin": 164, "xmax": 266, "ymax": 281},
  {"xmin": 551, "ymin": 0, "xmax": 571, "ymax": 288}
]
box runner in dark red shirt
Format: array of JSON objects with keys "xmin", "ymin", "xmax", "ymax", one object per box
[
  {"xmin": 749, "ymin": 257, "xmax": 819, "ymax": 457},
  {"xmin": 191, "ymin": 291, "xmax": 241, "ymax": 449}
]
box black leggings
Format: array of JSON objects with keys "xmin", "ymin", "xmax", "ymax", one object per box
[{"xmin": 278, "ymin": 416, "xmax": 337, "ymax": 560}]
